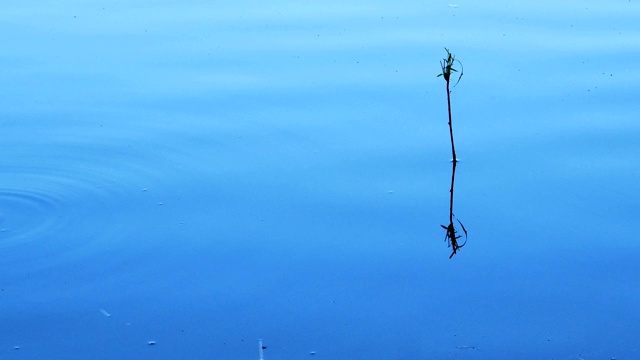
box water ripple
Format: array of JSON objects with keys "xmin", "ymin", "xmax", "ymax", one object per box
[
  {"xmin": 0, "ymin": 187, "xmax": 66, "ymax": 249},
  {"xmin": 0, "ymin": 165, "xmax": 137, "ymax": 270}
]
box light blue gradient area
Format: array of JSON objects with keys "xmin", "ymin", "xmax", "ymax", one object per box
[{"xmin": 1, "ymin": 1, "xmax": 639, "ymax": 359}]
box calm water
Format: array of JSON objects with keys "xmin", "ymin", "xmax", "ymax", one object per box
[{"xmin": 2, "ymin": 1, "xmax": 639, "ymax": 359}]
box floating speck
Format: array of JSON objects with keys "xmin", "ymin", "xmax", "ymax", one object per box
[
  {"xmin": 99, "ymin": 308, "xmax": 111, "ymax": 317},
  {"xmin": 309, "ymin": 351, "xmax": 316, "ymax": 355},
  {"xmin": 13, "ymin": 346, "xmax": 20, "ymax": 350},
  {"xmin": 448, "ymin": 4, "xmax": 459, "ymax": 7},
  {"xmin": 157, "ymin": 202, "xmax": 164, "ymax": 206},
  {"xmin": 142, "ymin": 188, "xmax": 148, "ymax": 192},
  {"xmin": 388, "ymin": 191, "xmax": 394, "ymax": 194},
  {"xmin": 147, "ymin": 341, "xmax": 156, "ymax": 346},
  {"xmin": 455, "ymin": 346, "xmax": 478, "ymax": 350}
]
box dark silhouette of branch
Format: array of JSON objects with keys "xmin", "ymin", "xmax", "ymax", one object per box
[
  {"xmin": 438, "ymin": 48, "xmax": 467, "ymax": 258},
  {"xmin": 441, "ymin": 160, "xmax": 467, "ymax": 258}
]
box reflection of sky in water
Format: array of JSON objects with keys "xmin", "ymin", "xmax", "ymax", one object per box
[{"xmin": 1, "ymin": 1, "xmax": 639, "ymax": 359}]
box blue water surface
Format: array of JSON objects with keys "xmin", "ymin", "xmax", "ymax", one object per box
[{"xmin": 1, "ymin": 1, "xmax": 639, "ymax": 359}]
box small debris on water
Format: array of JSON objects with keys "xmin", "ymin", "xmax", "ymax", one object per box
[
  {"xmin": 99, "ymin": 308, "xmax": 111, "ymax": 317},
  {"xmin": 455, "ymin": 346, "xmax": 478, "ymax": 350},
  {"xmin": 147, "ymin": 341, "xmax": 156, "ymax": 346},
  {"xmin": 309, "ymin": 351, "xmax": 316, "ymax": 355},
  {"xmin": 448, "ymin": 4, "xmax": 459, "ymax": 7},
  {"xmin": 13, "ymin": 346, "xmax": 20, "ymax": 350},
  {"xmin": 157, "ymin": 202, "xmax": 164, "ymax": 206}
]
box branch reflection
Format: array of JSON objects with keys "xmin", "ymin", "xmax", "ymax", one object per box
[{"xmin": 441, "ymin": 160, "xmax": 467, "ymax": 258}]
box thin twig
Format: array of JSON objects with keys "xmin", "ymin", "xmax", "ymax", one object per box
[{"xmin": 437, "ymin": 48, "xmax": 467, "ymax": 258}]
